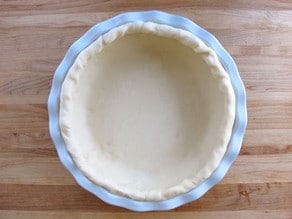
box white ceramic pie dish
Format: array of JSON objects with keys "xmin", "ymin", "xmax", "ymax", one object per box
[{"xmin": 48, "ymin": 11, "xmax": 247, "ymax": 211}]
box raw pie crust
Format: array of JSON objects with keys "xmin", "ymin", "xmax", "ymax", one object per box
[{"xmin": 59, "ymin": 22, "xmax": 236, "ymax": 201}]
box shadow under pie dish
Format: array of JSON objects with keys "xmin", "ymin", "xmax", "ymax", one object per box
[{"xmin": 48, "ymin": 11, "xmax": 247, "ymax": 211}]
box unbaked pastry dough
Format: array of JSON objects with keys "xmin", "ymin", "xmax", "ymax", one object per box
[{"xmin": 59, "ymin": 22, "xmax": 236, "ymax": 201}]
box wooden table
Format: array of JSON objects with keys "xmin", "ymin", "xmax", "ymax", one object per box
[{"xmin": 1, "ymin": 1, "xmax": 291, "ymax": 218}]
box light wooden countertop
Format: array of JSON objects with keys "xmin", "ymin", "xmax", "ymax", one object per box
[{"xmin": 0, "ymin": 1, "xmax": 291, "ymax": 218}]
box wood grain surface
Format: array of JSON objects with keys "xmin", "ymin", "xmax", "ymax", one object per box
[{"xmin": 1, "ymin": 1, "xmax": 292, "ymax": 218}]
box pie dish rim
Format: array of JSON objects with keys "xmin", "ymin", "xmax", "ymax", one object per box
[{"xmin": 48, "ymin": 10, "xmax": 247, "ymax": 211}]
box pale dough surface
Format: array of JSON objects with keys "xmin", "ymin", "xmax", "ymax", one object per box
[{"xmin": 59, "ymin": 22, "xmax": 236, "ymax": 201}]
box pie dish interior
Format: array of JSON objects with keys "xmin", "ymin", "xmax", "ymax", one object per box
[{"xmin": 59, "ymin": 22, "xmax": 235, "ymax": 201}]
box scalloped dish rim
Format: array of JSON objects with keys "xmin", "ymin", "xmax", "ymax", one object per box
[{"xmin": 48, "ymin": 10, "xmax": 247, "ymax": 211}]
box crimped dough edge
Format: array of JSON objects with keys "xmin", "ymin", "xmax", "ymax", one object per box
[{"xmin": 59, "ymin": 21, "xmax": 236, "ymax": 201}]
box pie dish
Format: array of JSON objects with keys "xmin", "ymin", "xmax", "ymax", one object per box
[{"xmin": 48, "ymin": 11, "xmax": 247, "ymax": 210}]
